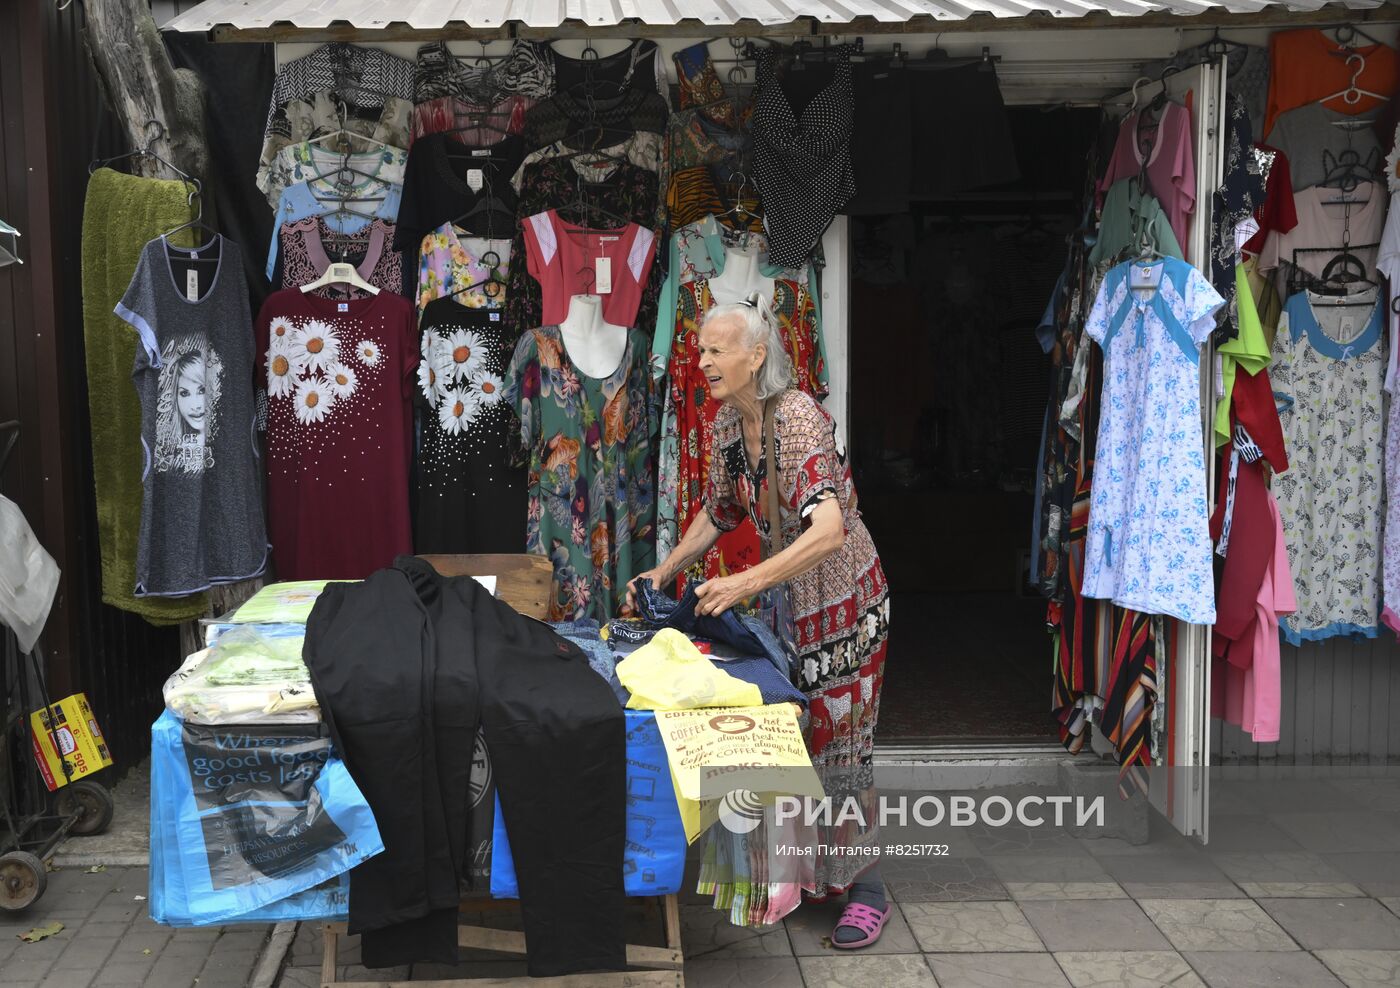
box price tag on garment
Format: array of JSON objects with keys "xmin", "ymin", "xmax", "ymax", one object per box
[
  {"xmin": 1341, "ymin": 317, "xmax": 1356, "ymax": 337},
  {"xmin": 338, "ymin": 302, "xmax": 350, "ymax": 312},
  {"xmin": 471, "ymin": 148, "xmax": 491, "ymax": 157},
  {"xmin": 466, "ymin": 169, "xmax": 484, "ymax": 192},
  {"xmin": 1130, "ymin": 264, "xmax": 1162, "ymax": 290},
  {"xmin": 595, "ymin": 256, "xmax": 613, "ymax": 294},
  {"xmin": 186, "ymin": 269, "xmax": 199, "ymax": 302}
]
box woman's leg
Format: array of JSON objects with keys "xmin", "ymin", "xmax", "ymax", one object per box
[{"xmin": 831, "ymin": 862, "xmax": 888, "ymax": 945}]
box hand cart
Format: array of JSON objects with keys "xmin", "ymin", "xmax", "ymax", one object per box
[{"xmin": 0, "ymin": 421, "xmax": 115, "ymax": 911}]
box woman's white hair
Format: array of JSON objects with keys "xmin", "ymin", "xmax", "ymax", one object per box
[{"xmin": 702, "ymin": 292, "xmax": 793, "ymax": 400}]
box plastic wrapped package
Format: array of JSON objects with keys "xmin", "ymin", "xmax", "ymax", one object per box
[
  {"xmin": 148, "ymin": 711, "xmax": 382, "ymax": 926},
  {"xmin": 164, "ymin": 625, "xmax": 318, "ymax": 725}
]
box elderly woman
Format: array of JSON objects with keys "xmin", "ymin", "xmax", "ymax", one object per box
[{"xmin": 627, "ymin": 294, "xmax": 892, "ymax": 948}]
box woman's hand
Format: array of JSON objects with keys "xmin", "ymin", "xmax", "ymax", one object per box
[
  {"xmin": 694, "ymin": 571, "xmax": 763, "ymax": 617},
  {"xmin": 624, "ymin": 567, "xmax": 671, "ymax": 615}
]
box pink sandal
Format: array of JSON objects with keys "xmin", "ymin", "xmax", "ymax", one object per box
[{"xmin": 830, "ymin": 901, "xmax": 892, "ymax": 949}]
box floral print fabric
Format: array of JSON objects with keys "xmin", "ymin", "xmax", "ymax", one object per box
[
  {"xmin": 1082, "ymin": 258, "xmax": 1224, "ymax": 625},
  {"xmin": 254, "ymin": 290, "xmax": 418, "ymax": 580},
  {"xmin": 259, "ymin": 142, "xmax": 408, "ymax": 212},
  {"xmin": 505, "ymin": 325, "xmax": 658, "ymax": 623},
  {"xmin": 416, "ymin": 224, "xmax": 511, "ymax": 310},
  {"xmin": 1272, "ymin": 290, "xmax": 1386, "ymax": 643},
  {"xmin": 416, "ymin": 300, "xmax": 526, "ymax": 554}
]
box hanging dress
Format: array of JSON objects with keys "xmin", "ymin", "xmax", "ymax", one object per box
[
  {"xmin": 416, "ymin": 297, "xmax": 525, "ymax": 554},
  {"xmin": 1271, "ymin": 289, "xmax": 1386, "ymax": 644},
  {"xmin": 1081, "ymin": 257, "xmax": 1224, "ymax": 625},
  {"xmin": 749, "ymin": 45, "xmax": 856, "ymax": 269},
  {"xmin": 117, "ymin": 236, "xmax": 269, "ymax": 596},
  {"xmin": 504, "ymin": 326, "xmax": 657, "ymax": 622}
]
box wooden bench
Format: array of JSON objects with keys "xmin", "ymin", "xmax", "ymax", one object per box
[{"xmin": 320, "ymin": 553, "xmax": 684, "ymax": 988}]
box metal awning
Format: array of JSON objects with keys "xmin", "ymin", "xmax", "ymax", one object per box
[{"xmin": 162, "ymin": 0, "xmax": 1396, "ymax": 42}]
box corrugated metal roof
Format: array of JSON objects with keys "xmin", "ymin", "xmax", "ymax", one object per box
[{"xmin": 161, "ymin": 0, "xmax": 1388, "ymax": 36}]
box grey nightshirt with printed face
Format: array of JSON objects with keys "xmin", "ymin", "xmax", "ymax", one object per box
[{"xmin": 116, "ymin": 235, "xmax": 268, "ymax": 597}]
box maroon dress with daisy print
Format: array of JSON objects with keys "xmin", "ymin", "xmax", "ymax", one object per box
[{"xmin": 255, "ymin": 288, "xmax": 419, "ymax": 579}]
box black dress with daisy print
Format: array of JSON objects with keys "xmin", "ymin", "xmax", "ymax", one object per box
[
  {"xmin": 254, "ymin": 288, "xmax": 419, "ymax": 579},
  {"xmin": 414, "ymin": 297, "xmax": 526, "ymax": 553}
]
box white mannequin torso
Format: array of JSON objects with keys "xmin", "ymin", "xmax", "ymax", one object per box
[
  {"xmin": 707, "ymin": 246, "xmax": 775, "ymax": 306},
  {"xmin": 559, "ymin": 294, "xmax": 629, "ymax": 379}
]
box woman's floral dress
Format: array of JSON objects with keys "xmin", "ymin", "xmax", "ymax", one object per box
[
  {"xmin": 705, "ymin": 388, "xmax": 890, "ymax": 898},
  {"xmin": 505, "ymin": 325, "xmax": 658, "ymax": 622}
]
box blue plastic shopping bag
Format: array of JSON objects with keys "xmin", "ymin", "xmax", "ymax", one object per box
[
  {"xmin": 148, "ymin": 711, "xmax": 381, "ymax": 925},
  {"xmin": 491, "ymin": 711, "xmax": 685, "ymax": 897}
]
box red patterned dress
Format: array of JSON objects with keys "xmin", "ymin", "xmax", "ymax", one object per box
[
  {"xmin": 705, "ymin": 389, "xmax": 890, "ymax": 897},
  {"xmin": 671, "ymin": 278, "xmax": 824, "ymax": 587}
]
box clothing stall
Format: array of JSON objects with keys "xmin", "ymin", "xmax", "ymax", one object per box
[{"xmin": 67, "ymin": 0, "xmax": 1400, "ymax": 975}]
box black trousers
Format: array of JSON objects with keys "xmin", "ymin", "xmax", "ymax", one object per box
[{"xmin": 303, "ymin": 556, "xmax": 627, "ymax": 975}]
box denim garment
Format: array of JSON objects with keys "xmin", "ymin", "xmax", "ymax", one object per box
[{"xmin": 612, "ymin": 578, "xmax": 792, "ymax": 681}]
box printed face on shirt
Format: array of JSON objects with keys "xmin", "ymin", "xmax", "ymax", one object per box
[
  {"xmin": 177, "ymin": 362, "xmax": 207, "ymax": 438},
  {"xmin": 698, "ymin": 314, "xmax": 763, "ymax": 404},
  {"xmin": 155, "ymin": 337, "xmax": 223, "ymax": 475}
]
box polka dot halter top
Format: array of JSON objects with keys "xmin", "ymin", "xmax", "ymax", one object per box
[{"xmin": 750, "ymin": 44, "xmax": 857, "ymax": 269}]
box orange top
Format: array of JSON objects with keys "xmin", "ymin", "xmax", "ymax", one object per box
[{"xmin": 1263, "ymin": 28, "xmax": 1399, "ymax": 137}]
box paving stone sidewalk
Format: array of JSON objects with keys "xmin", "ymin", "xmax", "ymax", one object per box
[
  {"xmin": 14, "ymin": 772, "xmax": 1400, "ymax": 987},
  {"xmin": 0, "ymin": 866, "xmax": 270, "ymax": 988}
]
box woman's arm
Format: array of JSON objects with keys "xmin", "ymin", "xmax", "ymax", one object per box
[
  {"xmin": 693, "ymin": 498, "xmax": 844, "ymax": 616},
  {"xmin": 624, "ymin": 508, "xmax": 723, "ymax": 611},
  {"xmin": 660, "ymin": 508, "xmax": 724, "ymax": 583}
]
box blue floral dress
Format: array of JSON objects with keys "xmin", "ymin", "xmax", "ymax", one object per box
[
  {"xmin": 1081, "ymin": 257, "xmax": 1224, "ymax": 624},
  {"xmin": 505, "ymin": 325, "xmax": 657, "ymax": 621}
]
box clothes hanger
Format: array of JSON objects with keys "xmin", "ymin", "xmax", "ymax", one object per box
[
  {"xmin": 162, "ymin": 183, "xmax": 220, "ymax": 256},
  {"xmin": 1125, "ymin": 76, "xmax": 1151, "ymax": 114},
  {"xmin": 450, "ymin": 192, "xmax": 515, "ymax": 235},
  {"xmin": 561, "ymin": 175, "xmax": 631, "ymax": 230},
  {"xmin": 909, "ymin": 40, "xmax": 999, "ymax": 72},
  {"xmin": 304, "ymin": 99, "xmax": 393, "ymax": 157},
  {"xmin": 443, "ymin": 248, "xmax": 508, "ymax": 302},
  {"xmin": 1314, "ymin": 250, "xmax": 1377, "ymax": 295},
  {"xmin": 1319, "ymin": 153, "xmax": 1380, "ymax": 197},
  {"xmin": 89, "ymin": 120, "xmax": 201, "ymax": 198},
  {"xmin": 716, "ymin": 171, "xmax": 759, "ymax": 229},
  {"xmin": 300, "ymin": 259, "xmax": 380, "ymax": 296},
  {"xmin": 1328, "ymin": 23, "xmax": 1392, "ymax": 52},
  {"xmin": 310, "ymin": 181, "xmax": 387, "ymax": 207},
  {"xmin": 1319, "ymin": 51, "xmax": 1392, "ymax": 107}
]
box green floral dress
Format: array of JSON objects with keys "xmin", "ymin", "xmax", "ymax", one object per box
[{"xmin": 505, "ymin": 325, "xmax": 657, "ymax": 622}]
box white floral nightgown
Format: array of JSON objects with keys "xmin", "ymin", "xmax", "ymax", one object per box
[
  {"xmin": 1082, "ymin": 257, "xmax": 1224, "ymax": 624},
  {"xmin": 1272, "ymin": 289, "xmax": 1386, "ymax": 644}
]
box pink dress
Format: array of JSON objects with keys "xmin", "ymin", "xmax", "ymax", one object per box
[
  {"xmin": 1099, "ymin": 102, "xmax": 1196, "ymax": 250},
  {"xmin": 1212, "ymin": 485, "xmax": 1295, "ymax": 743}
]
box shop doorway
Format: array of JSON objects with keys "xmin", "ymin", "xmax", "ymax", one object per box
[{"xmin": 853, "ymin": 105, "xmax": 1102, "ymax": 744}]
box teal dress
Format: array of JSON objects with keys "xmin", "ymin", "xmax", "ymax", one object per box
[{"xmin": 505, "ymin": 325, "xmax": 657, "ymax": 622}]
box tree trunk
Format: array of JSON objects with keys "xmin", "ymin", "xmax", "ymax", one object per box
[{"xmin": 82, "ymin": 0, "xmax": 208, "ymax": 183}]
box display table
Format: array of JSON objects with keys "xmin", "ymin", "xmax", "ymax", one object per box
[{"xmin": 319, "ymin": 553, "xmax": 686, "ymax": 988}]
